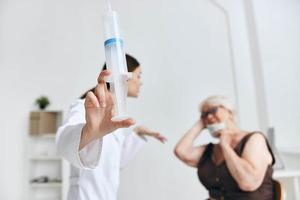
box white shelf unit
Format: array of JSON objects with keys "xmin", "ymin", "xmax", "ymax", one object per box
[
  {"xmin": 25, "ymin": 111, "xmax": 67, "ymax": 200},
  {"xmin": 30, "ymin": 183, "xmax": 63, "ymax": 188}
]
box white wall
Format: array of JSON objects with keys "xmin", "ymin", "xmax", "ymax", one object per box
[
  {"xmin": 0, "ymin": 0, "xmax": 299, "ymax": 200},
  {"xmin": 118, "ymin": 1, "xmax": 236, "ymax": 198},
  {"xmin": 0, "ymin": 1, "xmax": 107, "ymax": 199},
  {"xmin": 250, "ymin": 0, "xmax": 300, "ymax": 150}
]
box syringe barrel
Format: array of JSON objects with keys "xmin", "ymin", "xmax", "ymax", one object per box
[{"xmin": 103, "ymin": 11, "xmax": 129, "ymax": 121}]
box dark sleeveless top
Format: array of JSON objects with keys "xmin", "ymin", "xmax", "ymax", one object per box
[{"xmin": 197, "ymin": 133, "xmax": 275, "ymax": 200}]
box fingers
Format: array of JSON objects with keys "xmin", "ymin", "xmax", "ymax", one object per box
[
  {"xmin": 216, "ymin": 130, "xmax": 226, "ymax": 137},
  {"xmin": 153, "ymin": 133, "xmax": 168, "ymax": 143},
  {"xmin": 125, "ymin": 72, "xmax": 133, "ymax": 80},
  {"xmin": 97, "ymin": 70, "xmax": 110, "ymax": 83},
  {"xmin": 85, "ymin": 91, "xmax": 100, "ymax": 108},
  {"xmin": 133, "ymin": 125, "xmax": 167, "ymax": 143},
  {"xmin": 95, "ymin": 84, "xmax": 106, "ymax": 107},
  {"xmin": 114, "ymin": 118, "xmax": 136, "ymax": 129},
  {"xmin": 158, "ymin": 135, "xmax": 168, "ymax": 143},
  {"xmin": 95, "ymin": 70, "xmax": 111, "ymax": 108},
  {"xmin": 145, "ymin": 130, "xmax": 168, "ymax": 143},
  {"xmin": 134, "ymin": 126, "xmax": 167, "ymax": 143},
  {"xmin": 106, "ymin": 91, "xmax": 115, "ymax": 109}
]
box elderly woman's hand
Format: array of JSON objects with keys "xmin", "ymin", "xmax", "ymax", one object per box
[{"xmin": 218, "ymin": 130, "xmax": 232, "ymax": 149}]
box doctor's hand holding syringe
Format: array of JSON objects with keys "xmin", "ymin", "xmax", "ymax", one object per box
[
  {"xmin": 79, "ymin": 70, "xmax": 135, "ymax": 150},
  {"xmin": 79, "ymin": 69, "xmax": 167, "ymax": 150}
]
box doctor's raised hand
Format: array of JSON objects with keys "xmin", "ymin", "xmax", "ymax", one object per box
[{"xmin": 79, "ymin": 70, "xmax": 135, "ymax": 150}]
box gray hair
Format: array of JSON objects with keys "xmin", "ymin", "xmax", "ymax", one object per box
[{"xmin": 199, "ymin": 95, "xmax": 235, "ymax": 114}]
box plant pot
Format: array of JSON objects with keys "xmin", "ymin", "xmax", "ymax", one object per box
[{"xmin": 39, "ymin": 105, "xmax": 47, "ymax": 110}]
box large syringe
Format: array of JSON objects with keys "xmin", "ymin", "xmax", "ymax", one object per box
[{"xmin": 103, "ymin": 2, "xmax": 130, "ymax": 121}]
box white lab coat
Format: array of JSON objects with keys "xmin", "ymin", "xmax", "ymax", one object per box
[{"xmin": 56, "ymin": 99, "xmax": 146, "ymax": 200}]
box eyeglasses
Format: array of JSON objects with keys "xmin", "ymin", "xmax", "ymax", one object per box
[{"xmin": 201, "ymin": 107, "xmax": 219, "ymax": 119}]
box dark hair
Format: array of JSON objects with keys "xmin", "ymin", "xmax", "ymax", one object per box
[{"xmin": 80, "ymin": 54, "xmax": 140, "ymax": 99}]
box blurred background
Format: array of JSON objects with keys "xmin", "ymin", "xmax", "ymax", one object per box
[{"xmin": 0, "ymin": 0, "xmax": 299, "ymax": 199}]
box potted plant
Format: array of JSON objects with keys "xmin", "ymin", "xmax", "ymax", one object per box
[{"xmin": 35, "ymin": 96, "xmax": 50, "ymax": 110}]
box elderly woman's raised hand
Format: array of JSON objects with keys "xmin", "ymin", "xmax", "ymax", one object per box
[{"xmin": 217, "ymin": 129, "xmax": 232, "ymax": 149}]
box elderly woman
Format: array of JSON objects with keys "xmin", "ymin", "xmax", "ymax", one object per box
[{"xmin": 174, "ymin": 96, "xmax": 275, "ymax": 200}]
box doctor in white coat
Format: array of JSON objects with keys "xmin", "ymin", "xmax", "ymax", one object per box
[{"xmin": 56, "ymin": 54, "xmax": 166, "ymax": 200}]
